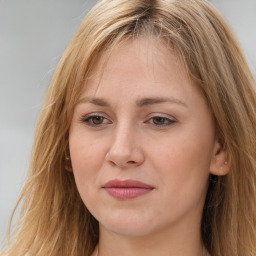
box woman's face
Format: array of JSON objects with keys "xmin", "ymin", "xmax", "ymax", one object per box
[{"xmin": 69, "ymin": 38, "xmax": 220, "ymax": 237}]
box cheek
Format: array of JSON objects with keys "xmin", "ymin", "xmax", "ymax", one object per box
[
  {"xmin": 151, "ymin": 135, "xmax": 212, "ymax": 173},
  {"xmin": 69, "ymin": 129, "xmax": 105, "ymax": 197},
  {"xmin": 148, "ymin": 126, "xmax": 214, "ymax": 193},
  {"xmin": 69, "ymin": 126, "xmax": 105, "ymax": 172}
]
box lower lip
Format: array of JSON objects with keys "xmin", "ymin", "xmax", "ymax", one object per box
[{"xmin": 104, "ymin": 187, "xmax": 153, "ymax": 200}]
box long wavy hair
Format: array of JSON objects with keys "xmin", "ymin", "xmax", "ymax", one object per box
[{"xmin": 1, "ymin": 0, "xmax": 256, "ymax": 255}]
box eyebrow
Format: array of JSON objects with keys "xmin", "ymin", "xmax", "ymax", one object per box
[
  {"xmin": 78, "ymin": 96, "xmax": 188, "ymax": 108},
  {"xmin": 78, "ymin": 97, "xmax": 109, "ymax": 106},
  {"xmin": 136, "ymin": 97, "xmax": 187, "ymax": 108}
]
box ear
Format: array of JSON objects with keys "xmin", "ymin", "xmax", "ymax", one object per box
[
  {"xmin": 209, "ymin": 135, "xmax": 231, "ymax": 176},
  {"xmin": 64, "ymin": 147, "xmax": 73, "ymax": 172},
  {"xmin": 65, "ymin": 161, "xmax": 73, "ymax": 172}
]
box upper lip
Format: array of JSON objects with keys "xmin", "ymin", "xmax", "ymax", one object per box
[{"xmin": 103, "ymin": 179, "xmax": 154, "ymax": 189}]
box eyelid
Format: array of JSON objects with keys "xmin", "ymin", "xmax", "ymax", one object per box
[
  {"xmin": 80, "ymin": 112, "xmax": 112, "ymax": 126},
  {"xmin": 147, "ymin": 112, "xmax": 176, "ymax": 120},
  {"xmin": 146, "ymin": 113, "xmax": 176, "ymax": 127},
  {"xmin": 81, "ymin": 112, "xmax": 109, "ymax": 118},
  {"xmin": 79, "ymin": 112, "xmax": 176, "ymax": 127}
]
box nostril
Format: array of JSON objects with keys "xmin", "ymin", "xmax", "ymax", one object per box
[
  {"xmin": 127, "ymin": 161, "xmax": 136, "ymax": 164},
  {"xmin": 109, "ymin": 161, "xmax": 116, "ymax": 166},
  {"xmin": 105, "ymin": 149, "xmax": 145, "ymax": 167}
]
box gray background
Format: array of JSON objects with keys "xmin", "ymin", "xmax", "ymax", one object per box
[{"xmin": 0, "ymin": 0, "xmax": 255, "ymax": 246}]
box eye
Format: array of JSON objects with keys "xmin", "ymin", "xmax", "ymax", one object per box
[
  {"xmin": 81, "ymin": 114, "xmax": 111, "ymax": 127},
  {"xmin": 148, "ymin": 115, "xmax": 176, "ymax": 127}
]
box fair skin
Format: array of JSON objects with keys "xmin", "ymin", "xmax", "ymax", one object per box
[{"xmin": 69, "ymin": 37, "xmax": 228, "ymax": 256}]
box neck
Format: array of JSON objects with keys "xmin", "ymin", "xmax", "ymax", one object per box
[{"xmin": 92, "ymin": 223, "xmax": 209, "ymax": 256}]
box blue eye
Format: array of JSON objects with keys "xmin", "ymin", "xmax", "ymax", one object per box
[
  {"xmin": 149, "ymin": 116, "xmax": 175, "ymax": 127},
  {"xmin": 81, "ymin": 114, "xmax": 110, "ymax": 126}
]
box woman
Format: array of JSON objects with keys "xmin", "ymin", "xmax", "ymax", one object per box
[{"xmin": 1, "ymin": 0, "xmax": 256, "ymax": 255}]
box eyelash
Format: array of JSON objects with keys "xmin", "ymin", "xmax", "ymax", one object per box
[
  {"xmin": 147, "ymin": 116, "xmax": 176, "ymax": 127},
  {"xmin": 80, "ymin": 114, "xmax": 176, "ymax": 127},
  {"xmin": 80, "ymin": 113, "xmax": 111, "ymax": 127}
]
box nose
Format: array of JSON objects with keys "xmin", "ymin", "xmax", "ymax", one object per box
[{"xmin": 105, "ymin": 125, "xmax": 145, "ymax": 168}]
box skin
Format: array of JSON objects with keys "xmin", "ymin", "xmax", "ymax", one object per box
[{"xmin": 69, "ymin": 37, "xmax": 228, "ymax": 256}]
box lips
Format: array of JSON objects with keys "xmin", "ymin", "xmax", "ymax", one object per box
[{"xmin": 103, "ymin": 179, "xmax": 154, "ymax": 200}]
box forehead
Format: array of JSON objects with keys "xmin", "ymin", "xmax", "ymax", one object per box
[{"xmin": 79, "ymin": 37, "xmax": 196, "ymax": 104}]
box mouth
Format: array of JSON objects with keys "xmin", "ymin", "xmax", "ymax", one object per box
[{"xmin": 102, "ymin": 179, "xmax": 155, "ymax": 200}]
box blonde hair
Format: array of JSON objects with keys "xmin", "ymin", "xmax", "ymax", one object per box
[{"xmin": 2, "ymin": 0, "xmax": 256, "ymax": 255}]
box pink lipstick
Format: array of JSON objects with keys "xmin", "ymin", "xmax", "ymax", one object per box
[{"xmin": 103, "ymin": 179, "xmax": 154, "ymax": 200}]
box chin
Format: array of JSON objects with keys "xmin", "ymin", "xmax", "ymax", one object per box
[
  {"xmin": 98, "ymin": 211, "xmax": 158, "ymax": 237},
  {"xmin": 101, "ymin": 222, "xmax": 155, "ymax": 237}
]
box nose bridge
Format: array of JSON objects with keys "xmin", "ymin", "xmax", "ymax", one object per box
[
  {"xmin": 106, "ymin": 120, "xmax": 144, "ymax": 167},
  {"xmin": 111, "ymin": 120, "xmax": 136, "ymax": 156}
]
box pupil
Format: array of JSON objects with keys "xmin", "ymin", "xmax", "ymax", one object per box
[
  {"xmin": 93, "ymin": 116, "xmax": 103, "ymax": 124},
  {"xmin": 154, "ymin": 117, "xmax": 165, "ymax": 124}
]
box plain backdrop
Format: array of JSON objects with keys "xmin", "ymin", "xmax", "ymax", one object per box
[{"xmin": 0, "ymin": 0, "xmax": 255, "ymax": 246}]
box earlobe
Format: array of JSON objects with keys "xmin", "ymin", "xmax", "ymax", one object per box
[
  {"xmin": 65, "ymin": 162, "xmax": 73, "ymax": 172},
  {"xmin": 65, "ymin": 148, "xmax": 73, "ymax": 172},
  {"xmin": 209, "ymin": 136, "xmax": 231, "ymax": 176}
]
